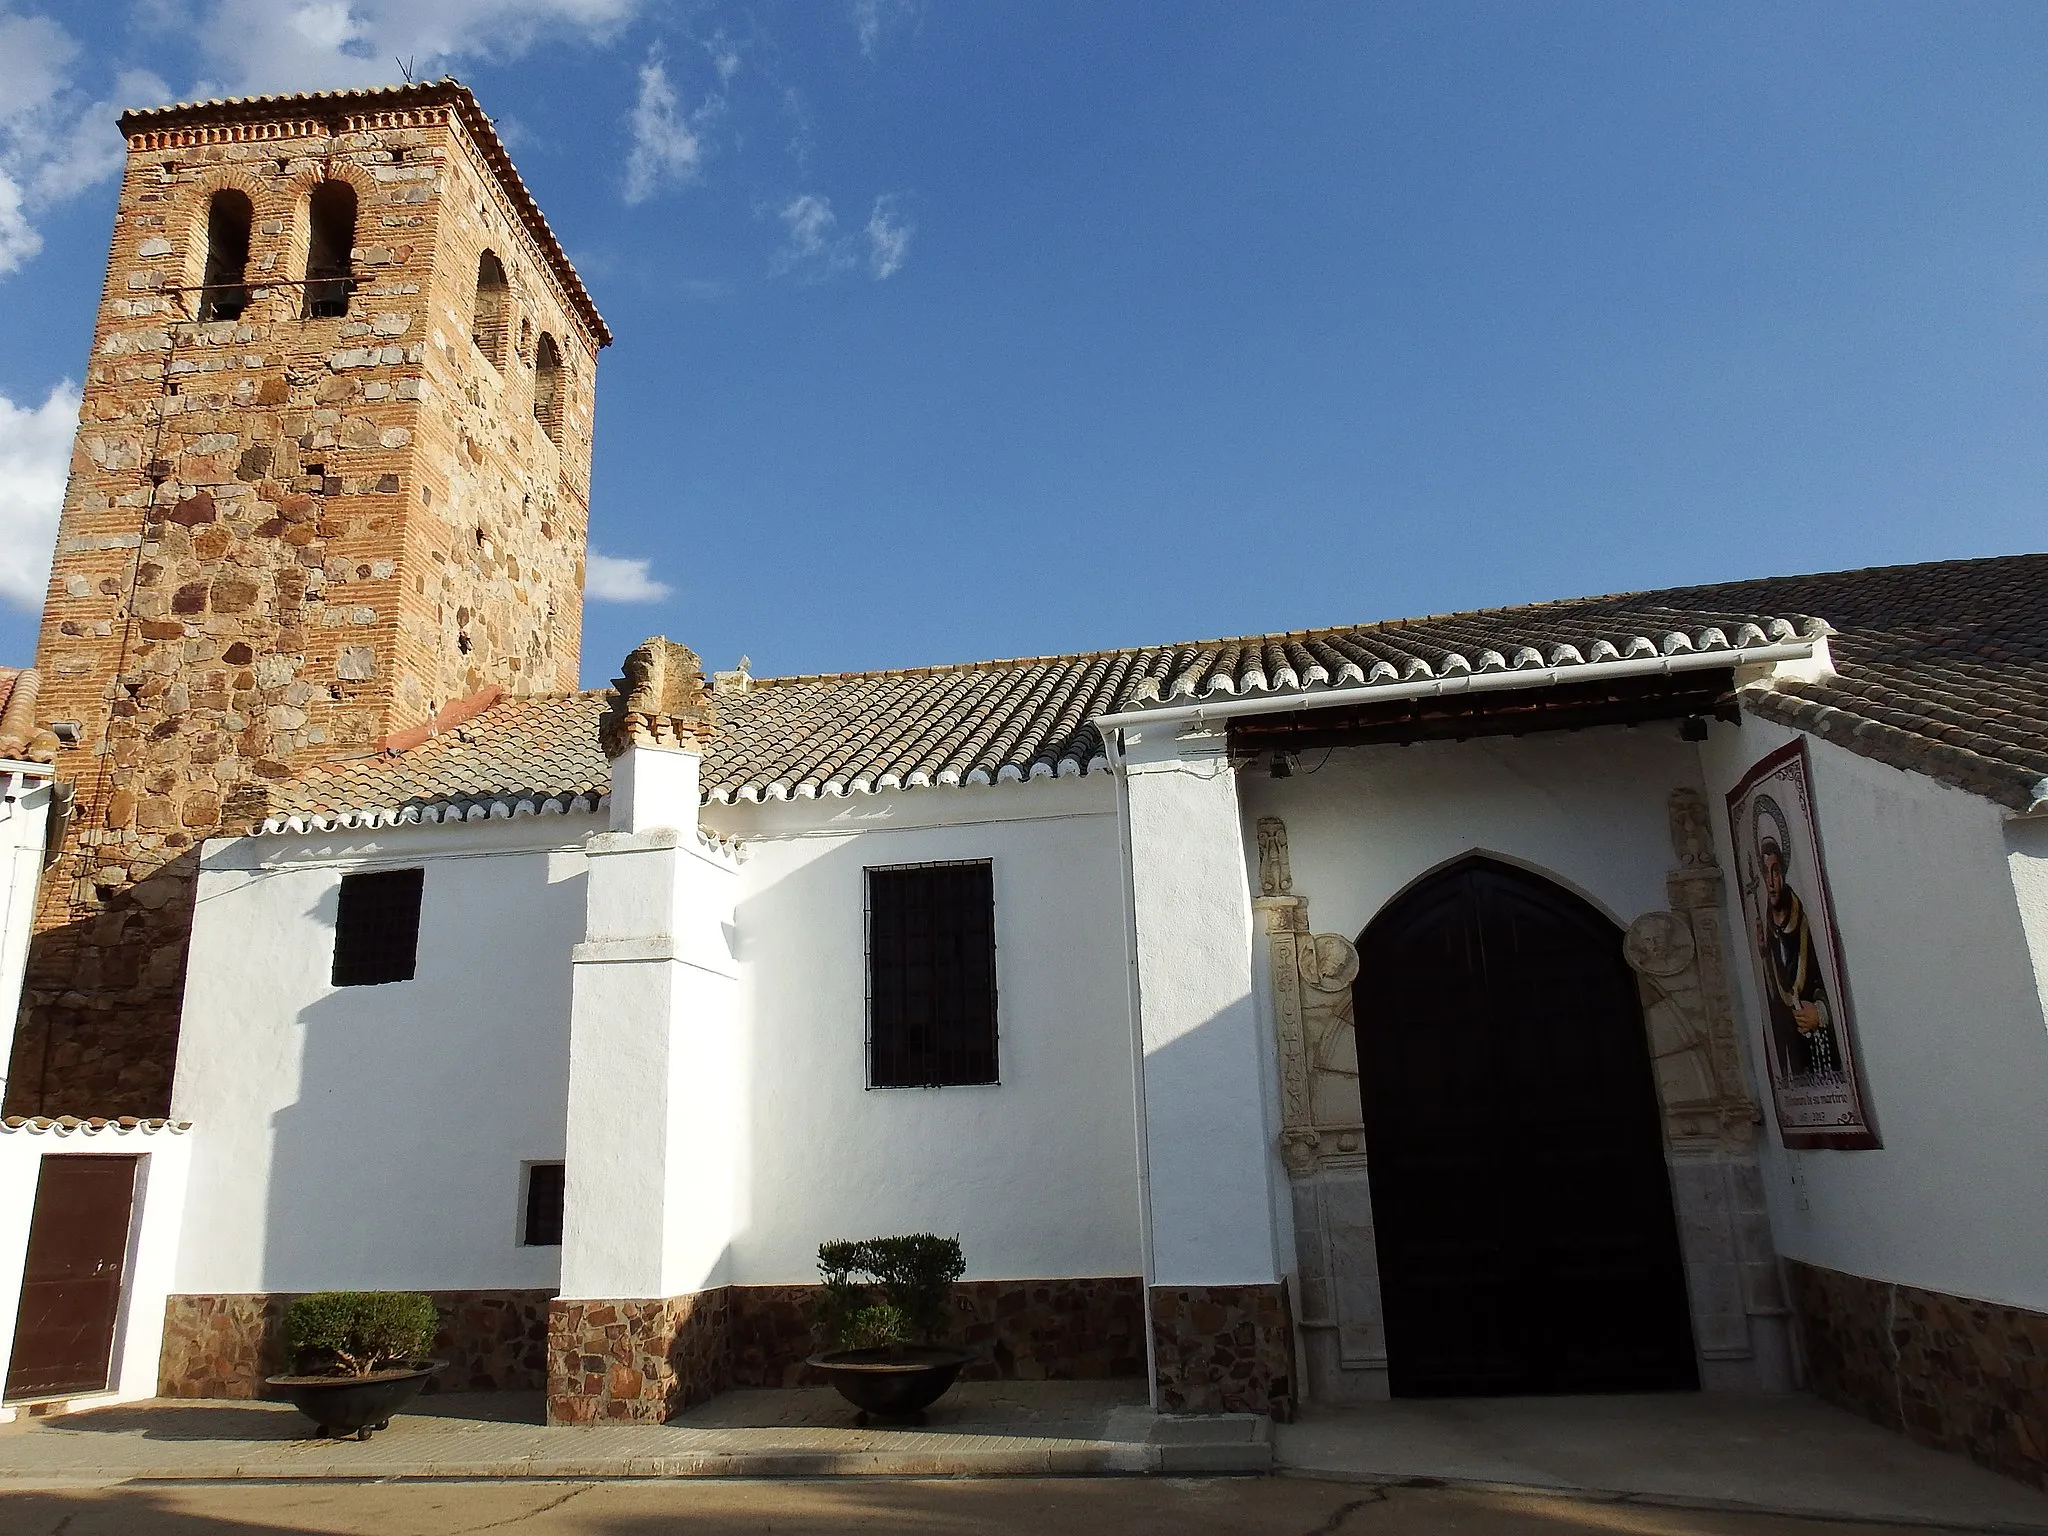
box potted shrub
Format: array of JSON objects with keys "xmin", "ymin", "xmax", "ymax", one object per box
[
  {"xmin": 265, "ymin": 1291, "xmax": 445, "ymax": 1439},
  {"xmin": 805, "ymin": 1234, "xmax": 973, "ymax": 1423}
]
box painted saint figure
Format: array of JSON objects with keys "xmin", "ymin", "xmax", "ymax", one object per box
[{"xmin": 1755, "ymin": 834, "xmax": 1842, "ymax": 1080}]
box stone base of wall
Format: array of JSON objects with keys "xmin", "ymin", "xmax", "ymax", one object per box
[
  {"xmin": 158, "ymin": 1290, "xmax": 553, "ymax": 1398},
  {"xmin": 546, "ymin": 1292, "xmax": 728, "ymax": 1424},
  {"xmin": 1788, "ymin": 1260, "xmax": 2048, "ymax": 1489},
  {"xmin": 724, "ymin": 1277, "xmax": 1146, "ymax": 1388},
  {"xmin": 1150, "ymin": 1283, "xmax": 1294, "ymax": 1418},
  {"xmin": 549, "ymin": 1277, "xmax": 1145, "ymax": 1423}
]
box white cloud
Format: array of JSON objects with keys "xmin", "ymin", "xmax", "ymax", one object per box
[
  {"xmin": 850, "ymin": 0, "xmax": 919, "ymax": 59},
  {"xmin": 0, "ymin": 0, "xmax": 644, "ymax": 277},
  {"xmin": 622, "ymin": 53, "xmax": 703, "ymax": 205},
  {"xmin": 0, "ymin": 172, "xmax": 41, "ymax": 277},
  {"xmin": 774, "ymin": 192, "xmax": 843, "ymax": 272},
  {"xmin": 703, "ymin": 30, "xmax": 742, "ymax": 84},
  {"xmin": 0, "ymin": 10, "xmax": 172, "ymax": 279},
  {"xmin": 25, "ymin": 69, "xmax": 171, "ymax": 204},
  {"xmin": 0, "ymin": 13, "xmax": 77, "ymax": 126},
  {"xmin": 192, "ymin": 0, "xmax": 642, "ymax": 96},
  {"xmin": 0, "ymin": 380, "xmax": 79, "ymax": 611},
  {"xmin": 584, "ymin": 552, "xmax": 671, "ymax": 604},
  {"xmin": 771, "ymin": 191, "xmax": 911, "ymax": 282},
  {"xmin": 865, "ymin": 193, "xmax": 912, "ymax": 279}
]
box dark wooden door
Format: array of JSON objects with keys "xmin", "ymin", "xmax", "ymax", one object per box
[
  {"xmin": 1356, "ymin": 859, "xmax": 1697, "ymax": 1397},
  {"xmin": 5, "ymin": 1155, "xmax": 139, "ymax": 1400}
]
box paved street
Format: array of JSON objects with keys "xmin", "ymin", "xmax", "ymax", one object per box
[{"xmin": 0, "ymin": 1477, "xmax": 2009, "ymax": 1536}]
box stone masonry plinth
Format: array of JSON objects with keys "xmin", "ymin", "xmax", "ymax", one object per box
[
  {"xmin": 548, "ymin": 1279, "xmax": 1148, "ymax": 1425},
  {"xmin": 1150, "ymin": 1283, "xmax": 1295, "ymax": 1418},
  {"xmin": 158, "ymin": 1289, "xmax": 553, "ymax": 1397},
  {"xmin": 1789, "ymin": 1259, "xmax": 2048, "ymax": 1489}
]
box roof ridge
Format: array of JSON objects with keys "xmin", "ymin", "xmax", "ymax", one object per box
[
  {"xmin": 736, "ymin": 551, "xmax": 2046, "ymax": 691},
  {"xmin": 740, "ymin": 601, "xmax": 1805, "ymax": 692}
]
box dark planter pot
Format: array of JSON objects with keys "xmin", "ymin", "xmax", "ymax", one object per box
[
  {"xmin": 265, "ymin": 1362, "xmax": 446, "ymax": 1439},
  {"xmin": 806, "ymin": 1347, "xmax": 974, "ymax": 1424}
]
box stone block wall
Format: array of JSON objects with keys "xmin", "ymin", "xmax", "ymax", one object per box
[
  {"xmin": 723, "ymin": 1277, "xmax": 1146, "ymax": 1389},
  {"xmin": 548, "ymin": 1278, "xmax": 1147, "ymax": 1424},
  {"xmin": 166, "ymin": 1277, "xmax": 1157, "ymax": 1423},
  {"xmin": 1150, "ymin": 1283, "xmax": 1295, "ymax": 1417},
  {"xmin": 545, "ymin": 1294, "xmax": 729, "ymax": 1425},
  {"xmin": 1788, "ymin": 1260, "xmax": 2048, "ymax": 1488},
  {"xmin": 11, "ymin": 82, "xmax": 604, "ymax": 1118},
  {"xmin": 158, "ymin": 1288, "xmax": 552, "ymax": 1397}
]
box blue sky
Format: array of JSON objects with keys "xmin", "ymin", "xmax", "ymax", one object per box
[{"xmin": 2, "ymin": 2, "xmax": 2045, "ymax": 686}]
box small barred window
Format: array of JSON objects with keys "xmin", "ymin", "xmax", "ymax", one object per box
[
  {"xmin": 866, "ymin": 861, "xmax": 998, "ymax": 1088},
  {"xmin": 331, "ymin": 867, "xmax": 424, "ymax": 987}
]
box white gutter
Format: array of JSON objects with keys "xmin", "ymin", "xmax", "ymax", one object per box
[{"xmin": 1093, "ymin": 639, "xmax": 1821, "ymax": 733}]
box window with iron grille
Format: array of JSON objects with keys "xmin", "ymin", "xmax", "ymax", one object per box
[
  {"xmin": 866, "ymin": 861, "xmax": 998, "ymax": 1088},
  {"xmin": 522, "ymin": 1162, "xmax": 565, "ymax": 1247},
  {"xmin": 331, "ymin": 867, "xmax": 425, "ymax": 987}
]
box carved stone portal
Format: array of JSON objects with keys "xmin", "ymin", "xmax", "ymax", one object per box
[
  {"xmin": 1254, "ymin": 817, "xmax": 1386, "ymax": 1401},
  {"xmin": 1259, "ymin": 795, "xmax": 1796, "ymax": 1404}
]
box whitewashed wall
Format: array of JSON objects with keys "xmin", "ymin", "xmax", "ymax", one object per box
[
  {"xmin": 1114, "ymin": 723, "xmax": 1288, "ymax": 1290},
  {"xmin": 561, "ymin": 752, "xmax": 744, "ymax": 1302},
  {"xmin": 1701, "ymin": 718, "xmax": 2048, "ymax": 1312},
  {"xmin": 705, "ymin": 777, "xmax": 1144, "ymax": 1285},
  {"xmin": 1240, "ymin": 726, "xmax": 1708, "ymax": 940},
  {"xmin": 174, "ymin": 815, "xmax": 599, "ymax": 1293},
  {"xmin": 0, "ymin": 768, "xmax": 51, "ymax": 1109},
  {"xmin": 0, "ymin": 1120, "xmax": 191, "ymax": 1416}
]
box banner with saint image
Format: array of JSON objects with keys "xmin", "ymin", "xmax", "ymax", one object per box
[{"xmin": 1726, "ymin": 739, "xmax": 1879, "ymax": 1149}]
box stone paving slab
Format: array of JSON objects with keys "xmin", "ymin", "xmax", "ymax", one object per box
[
  {"xmin": 0, "ymin": 1383, "xmax": 1273, "ymax": 1484},
  {"xmin": 1275, "ymin": 1393, "xmax": 2048, "ymax": 1532}
]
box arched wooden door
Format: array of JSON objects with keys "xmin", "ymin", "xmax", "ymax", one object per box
[{"xmin": 1356, "ymin": 858, "xmax": 1697, "ymax": 1397}]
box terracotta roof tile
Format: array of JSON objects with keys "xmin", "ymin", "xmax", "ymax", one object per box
[
  {"xmin": 0, "ymin": 668, "xmax": 58, "ymax": 764},
  {"xmin": 271, "ymin": 692, "xmax": 610, "ymax": 829},
  {"xmin": 260, "ymin": 553, "xmax": 2048, "ymax": 830},
  {"xmin": 1633, "ymin": 554, "xmax": 2048, "ymax": 810}
]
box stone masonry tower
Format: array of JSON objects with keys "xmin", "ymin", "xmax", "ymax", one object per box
[{"xmin": 6, "ymin": 80, "xmax": 609, "ymax": 1117}]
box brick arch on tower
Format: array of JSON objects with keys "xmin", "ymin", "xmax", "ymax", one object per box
[
  {"xmin": 277, "ymin": 160, "xmax": 381, "ymax": 300},
  {"xmin": 167, "ymin": 166, "xmax": 275, "ymax": 301}
]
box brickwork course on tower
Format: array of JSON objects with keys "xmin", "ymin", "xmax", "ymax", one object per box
[{"xmin": 6, "ymin": 79, "xmax": 609, "ymax": 1118}]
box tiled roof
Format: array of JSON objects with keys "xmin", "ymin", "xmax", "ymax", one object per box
[
  {"xmin": 1629, "ymin": 554, "xmax": 2048, "ymax": 812},
  {"xmin": 258, "ymin": 553, "xmax": 2048, "ymax": 831},
  {"xmin": 266, "ymin": 603, "xmax": 1812, "ymax": 827},
  {"xmin": 697, "ymin": 605, "xmax": 1817, "ymax": 802},
  {"xmin": 0, "ymin": 668, "xmax": 58, "ymax": 765},
  {"xmin": 272, "ymin": 692, "xmax": 610, "ymax": 828},
  {"xmin": 119, "ymin": 79, "xmax": 611, "ymax": 349},
  {"xmin": 1, "ymin": 1115, "xmax": 190, "ymax": 1135}
]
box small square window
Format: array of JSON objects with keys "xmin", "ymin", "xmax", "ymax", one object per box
[
  {"xmin": 331, "ymin": 867, "xmax": 424, "ymax": 987},
  {"xmin": 866, "ymin": 861, "xmax": 998, "ymax": 1088},
  {"xmin": 522, "ymin": 1162, "xmax": 564, "ymax": 1247}
]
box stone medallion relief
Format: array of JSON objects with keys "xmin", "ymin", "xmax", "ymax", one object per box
[{"xmin": 1257, "ymin": 790, "xmax": 1795, "ymax": 1403}]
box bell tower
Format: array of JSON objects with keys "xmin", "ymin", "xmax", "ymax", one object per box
[{"xmin": 7, "ymin": 79, "xmax": 610, "ymax": 1116}]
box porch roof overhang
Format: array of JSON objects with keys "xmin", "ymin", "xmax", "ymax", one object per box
[
  {"xmin": 1224, "ymin": 667, "xmax": 1744, "ymax": 753},
  {"xmin": 1092, "ymin": 638, "xmax": 1824, "ymax": 742}
]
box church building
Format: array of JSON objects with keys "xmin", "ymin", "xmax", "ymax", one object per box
[{"xmin": 1, "ymin": 81, "xmax": 2044, "ymax": 1492}]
